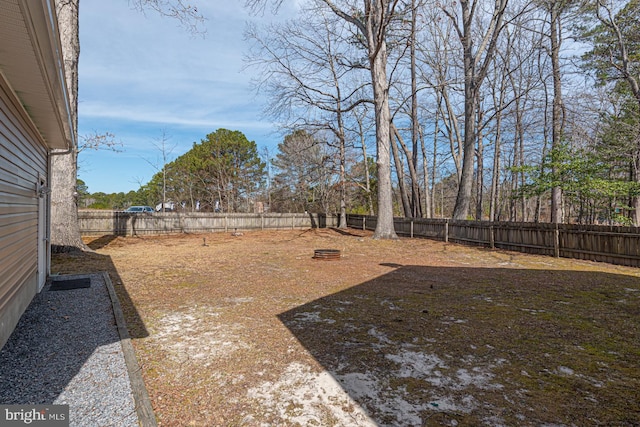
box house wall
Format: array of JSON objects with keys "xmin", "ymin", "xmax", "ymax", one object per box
[{"xmin": 0, "ymin": 74, "xmax": 49, "ymax": 349}]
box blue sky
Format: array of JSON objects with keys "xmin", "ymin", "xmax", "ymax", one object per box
[{"xmin": 78, "ymin": 1, "xmax": 300, "ymax": 194}]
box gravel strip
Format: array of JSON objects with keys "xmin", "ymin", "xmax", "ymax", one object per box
[{"xmin": 0, "ymin": 273, "xmax": 139, "ymax": 427}]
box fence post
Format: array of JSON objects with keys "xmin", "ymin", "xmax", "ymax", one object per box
[
  {"xmin": 363, "ymin": 217, "xmax": 366, "ymax": 231},
  {"xmin": 490, "ymin": 225, "xmax": 495, "ymax": 249},
  {"xmin": 554, "ymin": 223, "xmax": 560, "ymax": 258},
  {"xmin": 444, "ymin": 220, "xmax": 449, "ymax": 243},
  {"xmin": 411, "ymin": 221, "xmax": 414, "ymax": 238},
  {"xmin": 225, "ymin": 216, "xmax": 228, "ymax": 233},
  {"xmin": 261, "ymin": 214, "xmax": 264, "ymax": 230}
]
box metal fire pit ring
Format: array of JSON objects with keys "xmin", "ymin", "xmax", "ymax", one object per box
[{"xmin": 313, "ymin": 249, "xmax": 341, "ymax": 260}]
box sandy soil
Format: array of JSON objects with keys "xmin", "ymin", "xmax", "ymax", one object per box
[{"xmin": 52, "ymin": 228, "xmax": 640, "ymax": 426}]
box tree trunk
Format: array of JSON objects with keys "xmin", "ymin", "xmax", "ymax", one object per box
[
  {"xmin": 419, "ymin": 125, "xmax": 432, "ymax": 218},
  {"xmin": 475, "ymin": 107, "xmax": 484, "ymax": 220},
  {"xmin": 518, "ymin": 113, "xmax": 527, "ymax": 221},
  {"xmin": 451, "ymin": 0, "xmax": 480, "ymax": 220},
  {"xmin": 51, "ymin": 0, "xmax": 88, "ymax": 252},
  {"xmin": 441, "ymin": 88, "xmax": 463, "ymax": 183},
  {"xmin": 431, "ymin": 99, "xmax": 442, "ymax": 219},
  {"xmin": 367, "ymin": 1, "xmax": 397, "ymax": 239},
  {"xmin": 409, "ymin": 0, "xmax": 422, "ymax": 218},
  {"xmin": 329, "ymin": 43, "xmax": 348, "ymax": 228},
  {"xmin": 390, "ymin": 129, "xmax": 411, "ymax": 217},
  {"xmin": 452, "ymin": 88, "xmax": 477, "ymax": 220},
  {"xmin": 550, "ymin": 2, "xmax": 564, "ymax": 223},
  {"xmin": 509, "ymin": 142, "xmax": 517, "ymax": 222},
  {"xmin": 319, "ymin": 0, "xmax": 397, "ymax": 237},
  {"xmin": 489, "ymin": 69, "xmax": 506, "ymax": 222},
  {"xmin": 392, "ymin": 123, "xmax": 422, "ymax": 218},
  {"xmin": 489, "ymin": 114, "xmax": 502, "ymax": 222},
  {"xmin": 447, "ymin": 0, "xmax": 508, "ymax": 220},
  {"xmin": 356, "ymin": 113, "xmax": 374, "ymax": 216},
  {"xmin": 336, "ymin": 114, "xmax": 347, "ymax": 228}
]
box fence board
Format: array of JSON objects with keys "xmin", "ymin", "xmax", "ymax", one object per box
[
  {"xmin": 79, "ymin": 212, "xmax": 640, "ymax": 267},
  {"xmin": 78, "ymin": 211, "xmax": 338, "ymax": 237},
  {"xmin": 346, "ymin": 215, "xmax": 640, "ymax": 268}
]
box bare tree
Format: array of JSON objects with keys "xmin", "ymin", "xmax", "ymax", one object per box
[
  {"xmin": 583, "ymin": 0, "xmax": 640, "ymax": 224},
  {"xmin": 347, "ymin": 104, "xmax": 376, "ymax": 215},
  {"xmin": 418, "ymin": 3, "xmax": 464, "ymax": 188},
  {"xmin": 488, "ymin": 48, "xmax": 509, "ymax": 222},
  {"xmin": 51, "ymin": 0, "xmax": 205, "ymax": 251},
  {"xmin": 440, "ymin": 0, "xmax": 511, "ymax": 220},
  {"xmin": 246, "ymin": 0, "xmax": 401, "ymax": 238},
  {"xmin": 543, "ymin": 0, "xmax": 569, "ymax": 223},
  {"xmin": 481, "ymin": 9, "xmax": 546, "ymax": 222},
  {"xmin": 130, "ymin": 0, "xmax": 205, "ymax": 33},
  {"xmin": 245, "ymin": 11, "xmax": 367, "ymax": 227},
  {"xmin": 247, "ymin": 0, "xmax": 398, "ymax": 239},
  {"xmin": 384, "ymin": 1, "xmax": 432, "ymax": 219},
  {"xmin": 271, "ymin": 130, "xmax": 339, "ymax": 214},
  {"xmin": 142, "ymin": 130, "xmax": 177, "ymax": 212},
  {"xmin": 76, "ymin": 131, "xmax": 123, "ymax": 189},
  {"xmin": 314, "ymin": 0, "xmax": 400, "ymax": 238},
  {"xmin": 78, "ymin": 131, "xmax": 122, "ymax": 153},
  {"xmin": 506, "ymin": 16, "xmax": 546, "ymax": 222},
  {"xmin": 409, "ymin": 0, "xmax": 421, "ymax": 217}
]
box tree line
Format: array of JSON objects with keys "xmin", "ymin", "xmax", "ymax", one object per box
[
  {"xmin": 80, "ymin": 128, "xmax": 377, "ymax": 216},
  {"xmin": 80, "ymin": 1, "xmax": 639, "ymax": 229},
  {"xmin": 56, "ymin": 0, "xmax": 639, "ymax": 251},
  {"xmin": 241, "ymin": 0, "xmax": 640, "ymax": 227}
]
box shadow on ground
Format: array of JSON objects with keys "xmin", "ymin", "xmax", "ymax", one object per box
[
  {"xmin": 86, "ymin": 234, "xmax": 118, "ymax": 250},
  {"xmin": 330, "ymin": 227, "xmax": 365, "ymax": 237},
  {"xmin": 278, "ymin": 265, "xmax": 640, "ymax": 426},
  {"xmin": 76, "ymin": 236, "xmax": 148, "ymax": 340},
  {"xmin": 0, "ymin": 244, "xmax": 148, "ymax": 407}
]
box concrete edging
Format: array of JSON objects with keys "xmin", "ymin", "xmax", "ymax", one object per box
[{"xmin": 102, "ymin": 271, "xmax": 157, "ymax": 427}]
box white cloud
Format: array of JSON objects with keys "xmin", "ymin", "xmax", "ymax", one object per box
[
  {"xmin": 78, "ymin": 0, "xmax": 288, "ymax": 193},
  {"xmin": 81, "ymin": 101, "xmax": 274, "ymax": 131}
]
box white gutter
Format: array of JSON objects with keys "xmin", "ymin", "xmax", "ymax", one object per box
[{"xmin": 44, "ymin": 0, "xmax": 76, "ymax": 153}]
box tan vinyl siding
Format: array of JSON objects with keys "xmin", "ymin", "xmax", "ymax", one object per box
[{"xmin": 0, "ymin": 74, "xmax": 48, "ymax": 348}]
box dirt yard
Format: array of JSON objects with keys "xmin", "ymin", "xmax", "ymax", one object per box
[{"xmin": 52, "ymin": 228, "xmax": 640, "ymax": 426}]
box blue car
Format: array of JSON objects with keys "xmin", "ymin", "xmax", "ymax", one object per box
[{"xmin": 124, "ymin": 206, "xmax": 154, "ymax": 213}]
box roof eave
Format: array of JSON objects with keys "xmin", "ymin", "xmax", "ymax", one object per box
[{"xmin": 0, "ymin": 0, "xmax": 76, "ymax": 151}]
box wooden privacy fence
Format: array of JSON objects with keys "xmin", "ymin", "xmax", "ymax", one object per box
[
  {"xmin": 78, "ymin": 211, "xmax": 338, "ymax": 236},
  {"xmin": 347, "ymin": 214, "xmax": 640, "ymax": 268}
]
